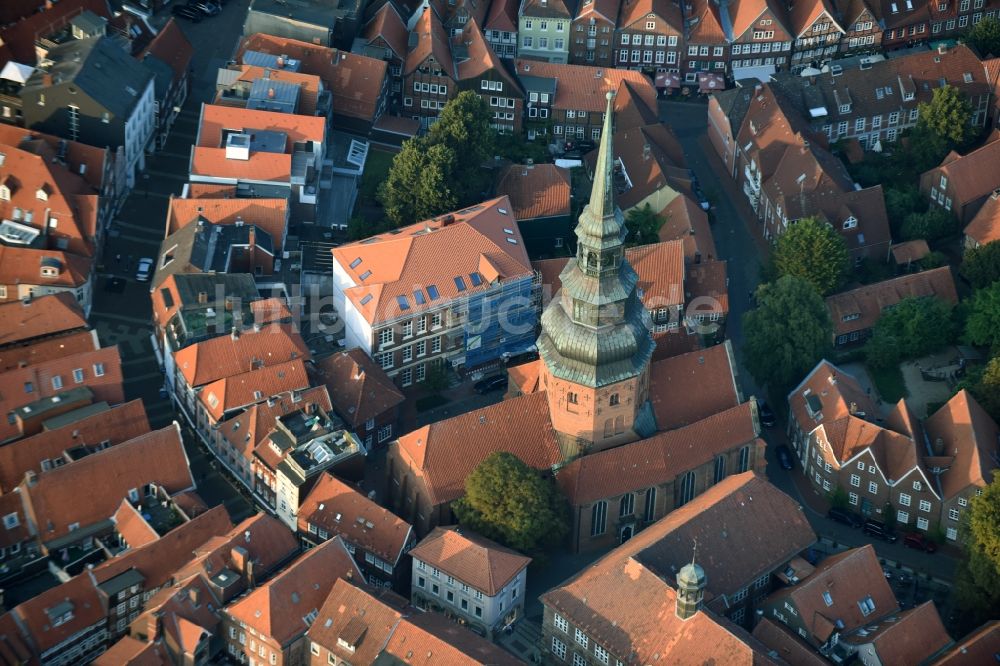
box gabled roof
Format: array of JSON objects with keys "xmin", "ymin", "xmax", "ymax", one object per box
[
  {"xmin": 307, "ymin": 578, "xmax": 406, "ymax": 664},
  {"xmin": 929, "ymin": 134, "xmax": 1000, "ymax": 207},
  {"xmin": 514, "ymin": 60, "xmax": 657, "ymax": 113},
  {"xmin": 840, "ymin": 601, "xmax": 953, "ymax": 664},
  {"xmin": 0, "ymin": 329, "xmax": 97, "ymax": 373},
  {"xmin": 788, "ymin": 0, "xmax": 843, "ymax": 37},
  {"xmin": 313, "ymin": 348, "xmax": 405, "ymax": 430},
  {"xmin": 379, "ymin": 611, "xmax": 524, "ymax": 665},
  {"xmin": 925, "ymin": 389, "xmax": 1000, "ymax": 498},
  {"xmin": 93, "ymin": 636, "xmax": 168, "ymax": 666},
  {"xmin": 0, "ymin": 246, "xmax": 93, "ymax": 291},
  {"xmin": 21, "ymin": 423, "xmax": 196, "ymax": 544},
  {"xmin": 730, "ymin": 0, "xmax": 792, "ymax": 39},
  {"xmin": 496, "ymin": 163, "xmax": 571, "ymax": 221},
  {"xmin": 409, "ymin": 526, "xmax": 530, "ymax": 596},
  {"xmin": 964, "ymin": 191, "xmax": 1000, "ymax": 246},
  {"xmin": 752, "ymin": 618, "xmax": 829, "ymax": 666},
  {"xmin": 141, "ymin": 18, "xmax": 193, "ymax": 83},
  {"xmin": 688, "ymin": 0, "xmax": 729, "ymax": 42},
  {"xmin": 0, "ymin": 124, "xmax": 110, "ymax": 193},
  {"xmin": 657, "ymin": 194, "xmax": 717, "ymax": 262},
  {"xmin": 452, "ymin": 19, "xmax": 522, "ymax": 92},
  {"xmin": 618, "ymin": 0, "xmax": 683, "ymax": 30},
  {"xmin": 825, "ymin": 267, "xmax": 958, "ymax": 337},
  {"xmin": 0, "ymin": 0, "xmax": 113, "ymax": 65},
  {"xmin": 224, "ymin": 537, "xmax": 362, "ymax": 646},
  {"xmin": 485, "ymin": 0, "xmax": 520, "ymax": 32},
  {"xmin": 686, "ymin": 259, "xmax": 730, "ymax": 316},
  {"xmin": 0, "ymin": 398, "xmax": 149, "ymax": 493},
  {"xmin": 935, "ymin": 620, "xmax": 1000, "ymax": 665},
  {"xmin": 557, "ymin": 402, "xmax": 760, "ymax": 505},
  {"xmin": 199, "ymin": 358, "xmax": 309, "ymax": 421},
  {"xmin": 173, "ymin": 323, "xmax": 310, "ymax": 388},
  {"xmin": 405, "ymin": 7, "xmax": 455, "ymax": 76},
  {"xmin": 331, "ymin": 197, "xmax": 532, "ymax": 325},
  {"xmin": 219, "ymin": 386, "xmax": 332, "ymax": 463},
  {"xmin": 0, "ymin": 492, "xmax": 31, "ymax": 551},
  {"xmin": 10, "ymin": 569, "xmax": 106, "ymax": 656},
  {"xmin": 890, "ymin": 239, "xmax": 930, "ymax": 264},
  {"xmin": 112, "ymin": 500, "xmax": 159, "ymax": 548},
  {"xmin": 648, "ymin": 342, "xmax": 742, "ymax": 431},
  {"xmin": 363, "ymin": 2, "xmax": 410, "ymax": 61},
  {"xmin": 298, "ymin": 473, "xmax": 412, "ymax": 563},
  {"xmin": 174, "ymin": 513, "xmax": 299, "ymax": 584},
  {"xmin": 394, "ymin": 391, "xmax": 561, "ymax": 506},
  {"xmin": 788, "ymin": 360, "xmax": 878, "ymax": 436}
]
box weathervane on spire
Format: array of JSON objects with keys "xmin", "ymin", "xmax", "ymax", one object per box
[{"xmin": 691, "ymin": 537, "xmax": 698, "ymax": 566}]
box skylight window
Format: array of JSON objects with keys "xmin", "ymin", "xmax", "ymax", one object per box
[
  {"xmin": 499, "ymin": 208, "xmax": 508, "ymax": 215},
  {"xmin": 359, "ymin": 270, "xmax": 372, "ymax": 281},
  {"xmin": 360, "ymin": 294, "xmax": 373, "ymax": 305},
  {"xmin": 413, "ymin": 289, "xmax": 426, "ymax": 305},
  {"xmin": 503, "ymin": 228, "xmax": 515, "ymax": 234},
  {"xmin": 396, "ymin": 295, "xmax": 410, "ymax": 310},
  {"xmin": 349, "ymin": 257, "xmax": 362, "ymax": 269},
  {"xmin": 427, "ymin": 285, "xmax": 440, "ymax": 300},
  {"xmin": 469, "ymin": 273, "xmax": 483, "ymax": 287},
  {"xmin": 454, "ymin": 276, "xmax": 467, "ymax": 291},
  {"xmin": 506, "ymin": 237, "xmax": 518, "ymax": 244}
]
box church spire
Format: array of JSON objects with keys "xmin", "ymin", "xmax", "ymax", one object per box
[{"xmin": 576, "ymin": 92, "xmax": 625, "ymax": 248}]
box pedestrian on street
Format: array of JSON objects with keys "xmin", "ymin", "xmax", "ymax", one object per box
[{"xmin": 115, "ymin": 253, "xmax": 121, "ymax": 264}]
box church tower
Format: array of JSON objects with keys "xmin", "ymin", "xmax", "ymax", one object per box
[
  {"xmin": 675, "ymin": 546, "xmax": 706, "ymax": 621},
  {"xmin": 537, "ymin": 91, "xmax": 655, "ymax": 460}
]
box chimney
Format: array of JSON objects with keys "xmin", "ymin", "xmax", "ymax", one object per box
[
  {"xmin": 938, "ymin": 44, "xmax": 947, "ymax": 54},
  {"xmin": 267, "ymin": 87, "xmax": 275, "ymax": 99},
  {"xmin": 198, "ymin": 291, "xmax": 208, "ymax": 304},
  {"xmin": 276, "ymin": 55, "xmax": 285, "ymax": 68},
  {"xmin": 24, "ymin": 470, "xmax": 37, "ymax": 487},
  {"xmin": 231, "ymin": 327, "xmax": 240, "ymax": 340},
  {"xmin": 849, "ymin": 401, "xmax": 858, "ymax": 415},
  {"xmin": 441, "ymin": 214, "xmax": 455, "ymax": 226}
]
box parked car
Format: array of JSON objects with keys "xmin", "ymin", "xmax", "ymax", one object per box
[
  {"xmin": 473, "ymin": 375, "xmax": 507, "ymax": 394},
  {"xmin": 774, "ymin": 444, "xmax": 794, "ymax": 470},
  {"xmin": 863, "ymin": 519, "xmax": 898, "ymax": 543},
  {"xmin": 171, "ymin": 5, "xmax": 202, "ymax": 20},
  {"xmin": 135, "ymin": 257, "xmax": 154, "ymax": 282},
  {"xmin": 827, "ymin": 507, "xmax": 863, "ymax": 528},
  {"xmin": 187, "ymin": 0, "xmax": 221, "ymax": 15},
  {"xmin": 757, "ymin": 400, "xmax": 776, "ymax": 427},
  {"xmin": 903, "ymin": 532, "xmax": 937, "ymax": 553}
]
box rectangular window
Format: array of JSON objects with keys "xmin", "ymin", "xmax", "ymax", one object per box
[
  {"xmin": 850, "ymin": 474, "xmax": 860, "ymax": 487},
  {"xmin": 552, "ymin": 637, "xmax": 567, "ymax": 659},
  {"xmin": 849, "ymin": 492, "xmax": 859, "ymax": 505},
  {"xmin": 899, "ymin": 493, "xmax": 911, "ymax": 507},
  {"xmin": 919, "ymin": 499, "xmax": 932, "ymax": 512},
  {"xmin": 916, "ymin": 517, "xmax": 930, "ymax": 530},
  {"xmin": 946, "ymin": 527, "xmax": 958, "ymax": 540},
  {"xmin": 897, "ymin": 510, "xmax": 909, "ymax": 524},
  {"xmin": 574, "ymin": 628, "xmax": 588, "ymax": 648},
  {"xmin": 868, "ymin": 481, "xmax": 878, "ymax": 494},
  {"xmin": 554, "ymin": 613, "xmax": 569, "ymax": 633},
  {"xmin": 949, "ymin": 508, "xmax": 960, "ymax": 521}
]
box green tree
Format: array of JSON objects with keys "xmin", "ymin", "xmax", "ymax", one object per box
[
  {"xmin": 884, "ymin": 186, "xmax": 926, "ymax": 231},
  {"xmin": 772, "ymin": 217, "xmax": 849, "ymax": 296},
  {"xmin": 422, "ymin": 361, "xmax": 452, "ymax": 393},
  {"xmin": 625, "ymin": 203, "xmax": 663, "ymax": 246},
  {"xmin": 955, "ymin": 470, "xmax": 1000, "ymax": 626},
  {"xmin": 962, "ymin": 241, "xmax": 1000, "ymax": 289},
  {"xmin": 901, "ymin": 206, "xmax": 962, "ymax": 241},
  {"xmin": 453, "ymin": 452, "xmax": 569, "ymax": 554},
  {"xmin": 919, "ymin": 251, "xmax": 948, "ymax": 270},
  {"xmin": 964, "ymin": 356, "xmax": 1000, "ymax": 422},
  {"xmin": 346, "ymin": 214, "xmax": 390, "ymax": 241},
  {"xmin": 426, "ymin": 91, "xmax": 495, "ymax": 204},
  {"xmin": 743, "ymin": 276, "xmax": 833, "ymax": 391},
  {"xmin": 965, "ymin": 16, "xmax": 1000, "ymax": 58},
  {"xmin": 917, "ymin": 85, "xmax": 975, "ymax": 146},
  {"xmin": 965, "ymin": 282, "xmax": 1000, "ymax": 350},
  {"xmin": 378, "ymin": 139, "xmax": 459, "ymax": 227},
  {"xmin": 865, "ymin": 296, "xmax": 957, "ymax": 369}
]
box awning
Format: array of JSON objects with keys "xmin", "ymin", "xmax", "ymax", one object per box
[
  {"xmin": 698, "ymin": 72, "xmax": 726, "ymax": 92},
  {"xmin": 730, "ymin": 64, "xmax": 776, "ymax": 84},
  {"xmin": 655, "ymin": 71, "xmax": 681, "ymax": 88}
]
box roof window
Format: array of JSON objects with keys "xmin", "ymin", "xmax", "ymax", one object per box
[
  {"xmin": 359, "ymin": 270, "xmax": 372, "ymax": 281},
  {"xmin": 469, "ymin": 273, "xmax": 483, "ymax": 287},
  {"xmin": 360, "ymin": 294, "xmax": 373, "ymax": 305},
  {"xmin": 396, "ymin": 295, "xmax": 410, "ymax": 310},
  {"xmin": 427, "ymin": 285, "xmax": 440, "ymax": 300},
  {"xmin": 349, "ymin": 257, "xmax": 362, "ymax": 269},
  {"xmin": 413, "ymin": 290, "xmax": 426, "ymax": 305},
  {"xmin": 454, "ymin": 276, "xmax": 467, "ymax": 291}
]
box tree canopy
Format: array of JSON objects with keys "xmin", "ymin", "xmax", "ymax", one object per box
[
  {"xmin": 900, "ymin": 206, "xmax": 961, "ymax": 242},
  {"xmin": 452, "ymin": 452, "xmax": 569, "ymax": 554},
  {"xmin": 743, "ymin": 276, "xmax": 833, "ymax": 391},
  {"xmin": 864, "ymin": 296, "xmax": 957, "ymax": 369},
  {"xmin": 626, "ymin": 203, "xmax": 663, "ymax": 246},
  {"xmin": 955, "ymin": 470, "xmax": 1000, "ymax": 629},
  {"xmin": 917, "ymin": 85, "xmax": 975, "ymax": 146},
  {"xmin": 964, "ymin": 356, "xmax": 1000, "ymax": 423},
  {"xmin": 965, "ymin": 282, "xmax": 1000, "ymax": 351},
  {"xmin": 965, "ymin": 16, "xmax": 1000, "ymax": 58},
  {"xmin": 772, "ymin": 217, "xmax": 849, "ymax": 296},
  {"xmin": 962, "ymin": 241, "xmax": 1000, "ymax": 289},
  {"xmin": 425, "ymin": 91, "xmax": 495, "ymax": 203}
]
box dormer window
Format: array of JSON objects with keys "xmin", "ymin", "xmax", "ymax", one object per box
[
  {"xmin": 940, "ymin": 175, "xmax": 948, "ymax": 189},
  {"xmin": 839, "ymin": 103, "xmax": 851, "ymax": 113},
  {"xmin": 843, "ymin": 216, "xmax": 858, "ymax": 230},
  {"xmin": 36, "ymin": 184, "xmax": 51, "ymax": 201}
]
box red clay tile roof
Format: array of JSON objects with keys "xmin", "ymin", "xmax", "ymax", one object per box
[
  {"xmin": 788, "ymin": 0, "xmax": 842, "ymax": 36},
  {"xmin": 619, "ymin": 0, "xmax": 683, "ymax": 30},
  {"xmin": 22, "ymin": 423, "xmax": 196, "ymax": 544},
  {"xmin": 166, "ymin": 196, "xmax": 288, "ymax": 251},
  {"xmin": 405, "ymin": 6, "xmax": 455, "ymax": 76},
  {"xmin": 507, "ymin": 359, "xmax": 541, "ymax": 395},
  {"xmin": 687, "ymin": 0, "xmax": 727, "ymax": 42},
  {"xmin": 521, "ymin": 0, "xmax": 574, "ymax": 18},
  {"xmin": 930, "ymin": 137, "xmax": 1000, "ymax": 207},
  {"xmin": 0, "ymin": 399, "xmax": 149, "ymax": 493},
  {"xmin": 174, "ymin": 513, "xmax": 299, "ymax": 583},
  {"xmin": 841, "ymin": 600, "xmax": 952, "ymax": 664},
  {"xmin": 514, "ymin": 60, "xmax": 658, "ymax": 113},
  {"xmin": 199, "ymin": 358, "xmax": 310, "ymax": 421},
  {"xmin": 497, "ymin": 164, "xmax": 571, "ymax": 221},
  {"xmin": 890, "ymin": 239, "xmax": 931, "ymax": 264},
  {"xmin": 308, "ymin": 578, "xmax": 407, "ymax": 664},
  {"xmin": 0, "ymin": 246, "xmax": 93, "ymax": 292},
  {"xmin": 92, "ymin": 636, "xmax": 168, "ymax": 666},
  {"xmin": 765, "ymin": 545, "xmax": 897, "ymax": 646},
  {"xmin": 788, "ymin": 359, "xmax": 879, "ymax": 433},
  {"xmin": 0, "ymin": 124, "xmax": 110, "ymax": 194},
  {"xmin": 0, "ymin": 613, "xmax": 32, "ymax": 666},
  {"xmin": 826, "ymin": 267, "xmax": 958, "ymax": 337},
  {"xmin": 141, "ymin": 18, "xmax": 193, "ymax": 82},
  {"xmin": 225, "ymin": 537, "xmax": 362, "ymax": 646},
  {"xmin": 298, "ymin": 473, "xmax": 413, "ymax": 564},
  {"xmin": 751, "ymin": 618, "xmax": 829, "ymax": 666},
  {"xmin": 380, "ymin": 611, "xmax": 524, "ymax": 665},
  {"xmin": 925, "ymin": 389, "xmax": 1000, "ymax": 499},
  {"xmin": 648, "ymin": 342, "xmax": 742, "ymax": 431},
  {"xmin": 731, "ymin": 0, "xmax": 793, "ymax": 38},
  {"xmin": 314, "ymin": 348, "xmax": 405, "ymax": 430},
  {"xmin": 363, "ymin": 3, "xmax": 410, "ymax": 61},
  {"xmin": 219, "ymin": 385, "xmax": 332, "ymax": 462},
  {"xmin": 113, "ymin": 500, "xmax": 160, "ymax": 549},
  {"xmin": 0, "ymin": 292, "xmax": 87, "ymax": 349},
  {"xmin": 651, "ymin": 328, "xmax": 704, "ymax": 361},
  {"xmin": 190, "ymin": 147, "xmax": 292, "ymax": 182},
  {"xmin": 0, "ymin": 328, "xmax": 97, "ymax": 373},
  {"xmin": 409, "ymin": 526, "xmax": 530, "ymax": 596},
  {"xmin": 453, "ymin": 19, "xmax": 521, "ymax": 93},
  {"xmin": 0, "ymin": 344, "xmax": 125, "ymax": 442},
  {"xmin": 250, "ymin": 297, "xmax": 292, "ymax": 324},
  {"xmin": 331, "ymin": 197, "xmax": 533, "ymax": 325},
  {"xmin": 964, "ymin": 191, "xmax": 1000, "ymax": 246},
  {"xmin": 557, "ymin": 402, "xmax": 760, "ymax": 505},
  {"xmin": 394, "ymin": 391, "xmax": 561, "ymax": 506},
  {"xmin": 10, "ymin": 568, "xmax": 106, "ymax": 655},
  {"xmin": 935, "ymin": 620, "xmax": 1000, "ymax": 665},
  {"xmin": 197, "ymin": 104, "xmax": 326, "ymax": 148},
  {"xmin": 173, "ymin": 323, "xmax": 310, "ymax": 388},
  {"xmin": 0, "ymin": 0, "xmax": 112, "ymax": 65},
  {"xmin": 686, "ymin": 259, "xmax": 730, "ymax": 316},
  {"xmin": 657, "ymin": 194, "xmax": 717, "ymax": 262},
  {"xmin": 485, "ymin": 0, "xmax": 519, "ymax": 32}
]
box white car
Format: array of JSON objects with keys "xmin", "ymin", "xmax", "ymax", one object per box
[{"xmin": 135, "ymin": 257, "xmax": 154, "ymax": 282}]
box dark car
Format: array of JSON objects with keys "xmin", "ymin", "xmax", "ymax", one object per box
[
  {"xmin": 473, "ymin": 375, "xmax": 507, "ymax": 394},
  {"xmin": 863, "ymin": 519, "xmax": 898, "ymax": 543},
  {"xmin": 827, "ymin": 507, "xmax": 863, "ymax": 528},
  {"xmin": 903, "ymin": 532, "xmax": 937, "ymax": 553},
  {"xmin": 757, "ymin": 400, "xmax": 776, "ymax": 427},
  {"xmin": 171, "ymin": 5, "xmax": 202, "ymax": 20},
  {"xmin": 187, "ymin": 0, "xmax": 221, "ymax": 15},
  {"xmin": 774, "ymin": 444, "xmax": 794, "ymax": 470}
]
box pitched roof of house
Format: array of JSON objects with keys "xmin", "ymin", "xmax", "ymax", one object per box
[
  {"xmin": 557, "ymin": 402, "xmax": 760, "ymax": 505},
  {"xmin": 596, "ymin": 124, "xmax": 691, "ymax": 211},
  {"xmin": 298, "ymin": 473, "xmax": 413, "ymax": 564},
  {"xmin": 0, "ymin": 292, "xmax": 87, "ymax": 349},
  {"xmin": 409, "ymin": 527, "xmax": 530, "ymax": 596},
  {"xmin": 931, "ymin": 136, "xmax": 1000, "ymax": 207},
  {"xmin": 250, "ymin": 297, "xmax": 292, "ymax": 324},
  {"xmin": 362, "ymin": 2, "xmax": 410, "ymax": 60},
  {"xmin": 687, "ymin": 0, "xmax": 728, "ymax": 42},
  {"xmin": 890, "ymin": 239, "xmax": 930, "ymax": 264},
  {"xmin": 379, "ymin": 611, "xmax": 524, "ymax": 665},
  {"xmin": 307, "ymin": 578, "xmax": 407, "ymax": 664},
  {"xmin": 840, "ymin": 601, "xmax": 953, "ymax": 664},
  {"xmin": 452, "ymin": 19, "xmax": 521, "ymax": 93},
  {"xmin": 485, "ymin": 0, "xmax": 519, "ymax": 32},
  {"xmin": 238, "ymin": 33, "xmax": 388, "ymax": 122},
  {"xmin": 394, "ymin": 391, "xmax": 561, "ymax": 506},
  {"xmin": 219, "ymin": 386, "xmax": 332, "ymax": 462},
  {"xmin": 788, "ymin": 0, "xmax": 842, "ymax": 36},
  {"xmin": 619, "ymin": 0, "xmax": 683, "ymax": 29},
  {"xmin": 935, "ymin": 620, "xmax": 1000, "ymax": 665},
  {"xmin": 92, "ymin": 636, "xmax": 168, "ymax": 666},
  {"xmin": 221, "ymin": 64, "xmax": 323, "ymax": 116},
  {"xmin": 174, "ymin": 513, "xmax": 299, "ymax": 584},
  {"xmin": 141, "ymin": 18, "xmax": 193, "ymax": 82},
  {"xmin": 0, "ymin": 399, "xmax": 149, "ymax": 493},
  {"xmin": 765, "ymin": 545, "xmax": 897, "ymax": 646},
  {"xmin": 686, "ymin": 259, "xmax": 730, "ymax": 316},
  {"xmin": 224, "ymin": 537, "xmax": 362, "ymax": 646},
  {"xmin": 0, "ymin": 246, "xmax": 93, "ymax": 291},
  {"xmin": 925, "ymin": 389, "xmax": 1000, "ymax": 499},
  {"xmin": 657, "ymin": 194, "xmax": 717, "ymax": 262},
  {"xmin": 521, "ymin": 0, "xmax": 575, "ymax": 18},
  {"xmin": 190, "ymin": 146, "xmax": 292, "ymax": 182},
  {"xmin": 514, "ymin": 60, "xmax": 658, "ymax": 113},
  {"xmin": 21, "ymin": 423, "xmax": 196, "ymax": 544},
  {"xmin": 0, "ymin": 329, "xmax": 97, "ymax": 373},
  {"xmin": 405, "ymin": 7, "xmax": 455, "ymax": 76},
  {"xmin": 751, "ymin": 618, "xmax": 829, "ymax": 666},
  {"xmin": 10, "ymin": 569, "xmax": 106, "ymax": 656},
  {"xmin": 197, "ymin": 104, "xmax": 325, "ymax": 149},
  {"xmin": 730, "ymin": 0, "xmax": 792, "ymax": 38},
  {"xmin": 0, "ymin": 124, "xmax": 109, "ymax": 195},
  {"xmin": 112, "ymin": 500, "xmax": 160, "ymax": 548},
  {"xmin": 166, "ymin": 196, "xmax": 288, "ymax": 251},
  {"xmin": 648, "ymin": 342, "xmax": 742, "ymax": 431},
  {"xmin": 825, "ymin": 267, "xmax": 958, "ymax": 337},
  {"xmin": 0, "ymin": 0, "xmax": 113, "ymax": 65},
  {"xmin": 788, "ymin": 360, "xmax": 879, "ymax": 434},
  {"xmin": 331, "ymin": 197, "xmax": 533, "ymax": 325},
  {"xmin": 964, "ymin": 191, "xmax": 1000, "ymax": 246},
  {"xmin": 173, "ymin": 323, "xmax": 310, "ymax": 388},
  {"xmin": 507, "ymin": 358, "xmax": 542, "ymax": 395},
  {"xmin": 199, "ymin": 358, "xmax": 309, "ymax": 421},
  {"xmin": 313, "ymin": 348, "xmax": 405, "ymax": 430}
]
